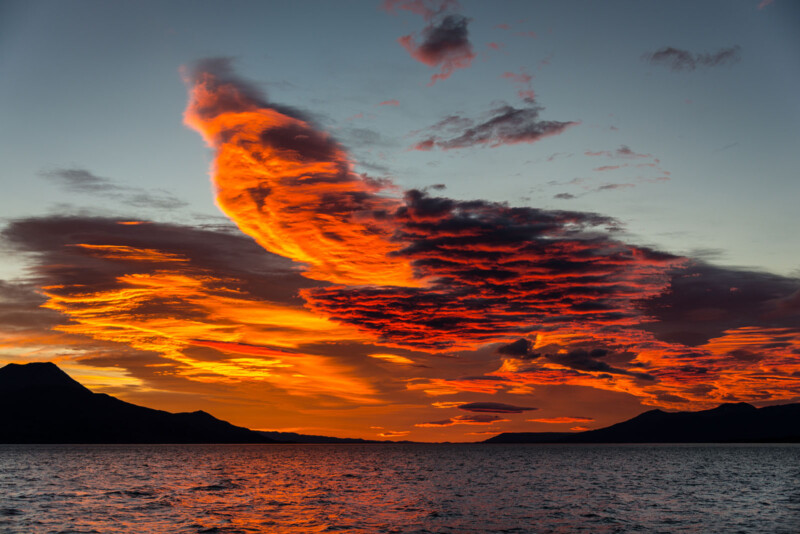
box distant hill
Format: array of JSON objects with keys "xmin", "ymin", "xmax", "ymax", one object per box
[
  {"xmin": 0, "ymin": 362, "xmax": 274, "ymax": 444},
  {"xmin": 484, "ymin": 402, "xmax": 800, "ymax": 444}
]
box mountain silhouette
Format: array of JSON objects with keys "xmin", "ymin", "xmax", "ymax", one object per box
[
  {"xmin": 5, "ymin": 362, "xmax": 798, "ymax": 444},
  {"xmin": 484, "ymin": 402, "xmax": 800, "ymax": 443},
  {"xmin": 0, "ymin": 362, "xmax": 274, "ymax": 443}
]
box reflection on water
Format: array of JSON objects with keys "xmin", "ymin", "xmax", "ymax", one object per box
[{"xmin": 1, "ymin": 444, "xmax": 798, "ymax": 533}]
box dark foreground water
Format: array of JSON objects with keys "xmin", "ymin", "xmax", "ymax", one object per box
[{"xmin": 1, "ymin": 444, "xmax": 798, "ymax": 533}]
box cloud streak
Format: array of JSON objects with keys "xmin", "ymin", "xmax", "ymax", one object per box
[
  {"xmin": 457, "ymin": 402, "xmax": 536, "ymax": 413},
  {"xmin": 642, "ymin": 46, "xmax": 742, "ymax": 71},
  {"xmin": 42, "ymin": 168, "xmax": 188, "ymax": 210},
  {"xmin": 415, "ymin": 414, "xmax": 508, "ymax": 427},
  {"xmin": 413, "ymin": 103, "xmax": 578, "ymax": 150}
]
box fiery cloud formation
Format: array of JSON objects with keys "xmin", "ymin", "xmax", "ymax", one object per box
[
  {"xmin": 161, "ymin": 64, "xmax": 800, "ymax": 412},
  {"xmin": 2, "ymin": 217, "xmax": 377, "ymax": 403},
  {"xmin": 3, "ymin": 62, "xmax": 799, "ymax": 441},
  {"xmin": 183, "ymin": 59, "xmax": 416, "ymax": 288}
]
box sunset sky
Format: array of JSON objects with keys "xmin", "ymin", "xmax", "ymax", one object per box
[{"xmin": 1, "ymin": 0, "xmax": 799, "ymax": 442}]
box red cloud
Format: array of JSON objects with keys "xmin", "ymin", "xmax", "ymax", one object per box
[{"xmin": 304, "ymin": 189, "xmax": 684, "ymax": 350}]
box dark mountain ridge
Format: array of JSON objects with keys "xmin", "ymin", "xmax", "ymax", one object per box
[
  {"xmin": 4, "ymin": 362, "xmax": 798, "ymax": 444},
  {"xmin": 0, "ymin": 362, "xmax": 398, "ymax": 444},
  {"xmin": 0, "ymin": 362, "xmax": 275, "ymax": 444},
  {"xmin": 484, "ymin": 401, "xmax": 800, "ymax": 443}
]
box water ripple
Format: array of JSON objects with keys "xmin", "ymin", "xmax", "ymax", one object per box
[{"xmin": 0, "ymin": 444, "xmax": 798, "ymax": 533}]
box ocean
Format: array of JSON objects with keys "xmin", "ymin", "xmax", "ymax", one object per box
[{"xmin": 1, "ymin": 443, "xmax": 798, "ymax": 533}]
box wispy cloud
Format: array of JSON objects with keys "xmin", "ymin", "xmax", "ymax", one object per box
[
  {"xmin": 642, "ymin": 46, "xmax": 742, "ymax": 71},
  {"xmin": 415, "ymin": 414, "xmax": 509, "ymax": 427},
  {"xmin": 585, "ymin": 145, "xmax": 652, "ymax": 159},
  {"xmin": 528, "ymin": 416, "xmax": 594, "ymax": 424},
  {"xmin": 412, "ymin": 102, "xmax": 578, "ymax": 150},
  {"xmin": 41, "ymin": 168, "xmax": 187, "ymax": 210},
  {"xmin": 457, "ymin": 402, "xmax": 536, "ymax": 413}
]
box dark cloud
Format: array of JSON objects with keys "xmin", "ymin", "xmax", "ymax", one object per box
[
  {"xmin": 412, "ymin": 103, "xmax": 578, "ymax": 150},
  {"xmin": 654, "ymin": 392, "xmax": 689, "ymax": 403},
  {"xmin": 642, "ymin": 262, "xmax": 800, "ymax": 347},
  {"xmin": 495, "ymin": 337, "xmax": 657, "ymax": 381},
  {"xmin": 260, "ymin": 123, "xmax": 340, "ymax": 163},
  {"xmin": 542, "ymin": 348, "xmax": 656, "ymax": 381},
  {"xmin": 392, "ymin": 2, "xmax": 476, "ymax": 85},
  {"xmin": 426, "ymin": 114, "xmax": 475, "ymax": 132},
  {"xmin": 554, "ymin": 193, "xmax": 576, "ymax": 200},
  {"xmin": 0, "ymin": 280, "xmax": 62, "ymax": 332},
  {"xmin": 186, "ymin": 57, "xmax": 312, "ymax": 123},
  {"xmin": 497, "ymin": 338, "xmax": 534, "ymax": 357},
  {"xmin": 596, "ymin": 183, "xmax": 635, "ymax": 192},
  {"xmin": 457, "ymin": 402, "xmax": 536, "ymax": 413},
  {"xmin": 642, "ymin": 46, "xmax": 742, "ymax": 71},
  {"xmin": 42, "ymin": 168, "xmax": 187, "ymax": 211}
]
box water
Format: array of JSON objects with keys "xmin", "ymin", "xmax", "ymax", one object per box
[{"xmin": 0, "ymin": 444, "xmax": 798, "ymax": 533}]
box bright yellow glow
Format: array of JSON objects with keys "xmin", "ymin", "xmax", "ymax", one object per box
[{"xmin": 368, "ymin": 353, "xmax": 416, "ymax": 365}]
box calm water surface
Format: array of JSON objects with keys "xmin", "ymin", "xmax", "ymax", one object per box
[{"xmin": 0, "ymin": 444, "xmax": 798, "ymax": 533}]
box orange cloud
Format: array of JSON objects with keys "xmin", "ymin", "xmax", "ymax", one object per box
[
  {"xmin": 528, "ymin": 417, "xmax": 594, "ymax": 424},
  {"xmin": 183, "ymin": 60, "xmax": 417, "ymax": 288},
  {"xmin": 5, "ymin": 217, "xmax": 378, "ymax": 403}
]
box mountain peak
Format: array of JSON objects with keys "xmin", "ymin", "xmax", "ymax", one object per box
[
  {"xmin": 0, "ymin": 362, "xmax": 90, "ymax": 394},
  {"xmin": 0, "ymin": 361, "xmax": 275, "ymax": 444}
]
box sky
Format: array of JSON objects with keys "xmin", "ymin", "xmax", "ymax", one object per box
[{"xmin": 1, "ymin": 0, "xmax": 799, "ymax": 442}]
